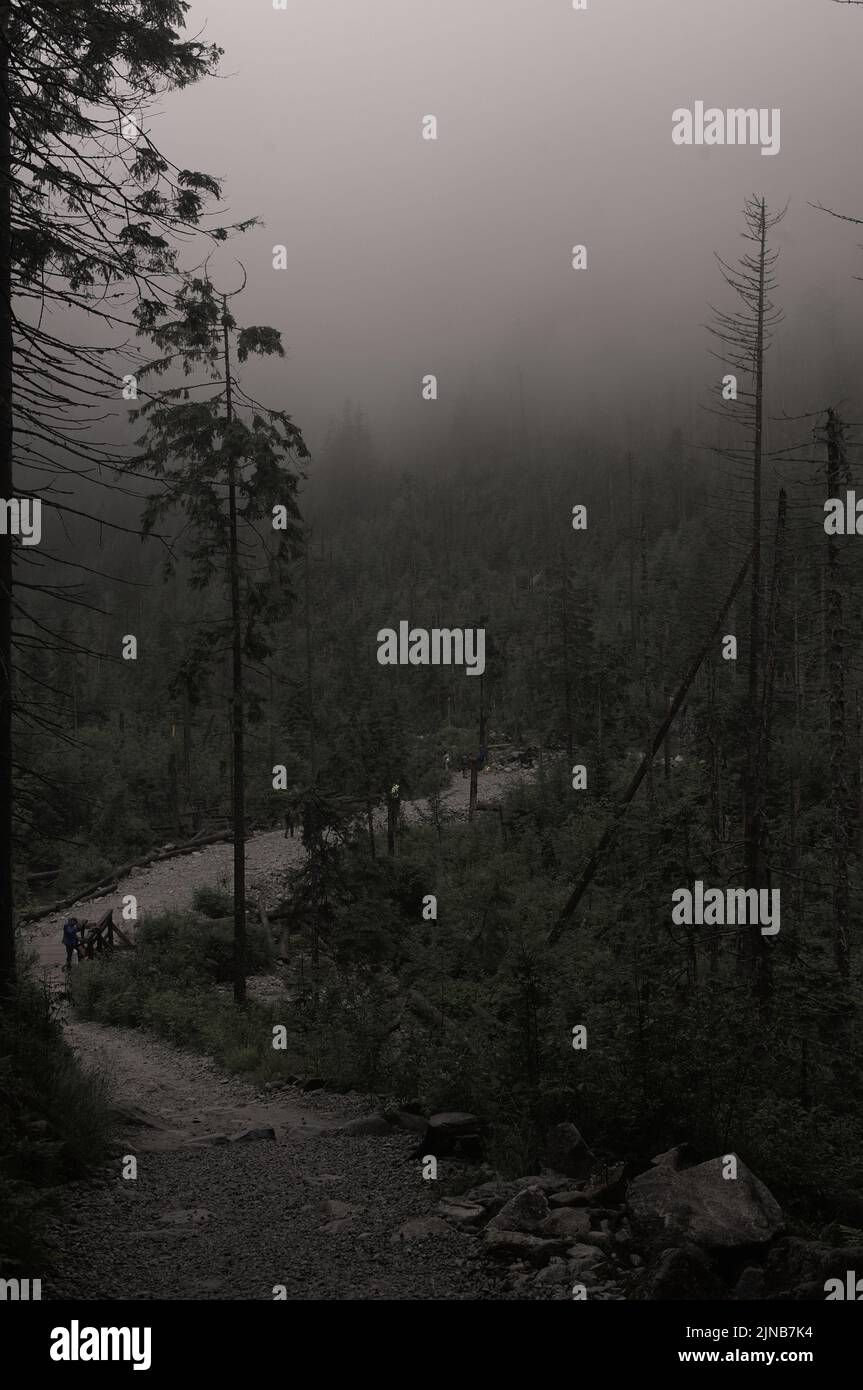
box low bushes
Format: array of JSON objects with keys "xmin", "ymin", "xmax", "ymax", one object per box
[{"xmin": 0, "ymin": 971, "xmax": 114, "ymax": 1274}]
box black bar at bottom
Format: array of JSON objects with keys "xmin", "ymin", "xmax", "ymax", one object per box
[{"xmin": 5, "ymin": 1298, "xmax": 859, "ymax": 1375}]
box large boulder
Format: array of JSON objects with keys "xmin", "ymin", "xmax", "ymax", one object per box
[
  {"xmin": 487, "ymin": 1185, "xmax": 550, "ymax": 1234},
  {"xmin": 533, "ymin": 1259, "xmax": 572, "ymax": 1288},
  {"xmin": 233, "ymin": 1126, "xmax": 276, "ymax": 1143},
  {"xmin": 627, "ymin": 1155, "xmax": 783, "ymax": 1252},
  {"xmin": 482, "ymin": 1229, "xmax": 569, "ymax": 1265},
  {"xmin": 631, "ymin": 1244, "xmax": 727, "ymax": 1300},
  {"xmin": 462, "ymin": 1179, "xmax": 518, "ymax": 1214},
  {"xmin": 584, "ymin": 1162, "xmax": 628, "ymax": 1205},
  {"xmin": 763, "ymin": 1237, "xmax": 863, "ymax": 1300},
  {"xmin": 333, "ymin": 1114, "xmax": 392, "ymax": 1137},
  {"xmin": 650, "ymin": 1145, "xmax": 694, "ymax": 1172},
  {"xmin": 435, "ymin": 1199, "xmax": 485, "ymax": 1229},
  {"xmin": 513, "ymin": 1173, "xmax": 573, "ymax": 1196},
  {"xmin": 734, "ymin": 1267, "xmax": 765, "ymax": 1300},
  {"xmin": 550, "ymin": 1188, "xmax": 591, "ymax": 1208},
  {"xmin": 384, "ymin": 1107, "xmax": 428, "ymax": 1135},
  {"xmin": 421, "ymin": 1112, "xmax": 483, "ymax": 1158},
  {"xmin": 567, "ymin": 1243, "xmax": 611, "ymax": 1282},
  {"xmin": 543, "ymin": 1123, "xmax": 596, "ymax": 1180},
  {"xmin": 537, "ymin": 1207, "xmax": 592, "ymax": 1241}
]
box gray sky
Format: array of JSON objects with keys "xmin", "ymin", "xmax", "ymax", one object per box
[{"xmin": 155, "ymin": 0, "xmax": 863, "ymax": 458}]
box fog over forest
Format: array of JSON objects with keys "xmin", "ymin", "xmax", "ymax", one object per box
[{"xmin": 153, "ymin": 0, "xmax": 863, "ymax": 461}]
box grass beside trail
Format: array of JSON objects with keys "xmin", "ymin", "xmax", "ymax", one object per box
[
  {"xmin": 0, "ymin": 964, "xmax": 115, "ymax": 1276},
  {"xmin": 68, "ymin": 892, "xmax": 316, "ymax": 1088}
]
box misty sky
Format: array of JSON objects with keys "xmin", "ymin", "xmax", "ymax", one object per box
[{"xmin": 154, "ymin": 0, "xmax": 863, "ymax": 459}]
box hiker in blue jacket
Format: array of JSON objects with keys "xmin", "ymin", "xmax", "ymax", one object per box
[{"xmin": 61, "ymin": 917, "xmax": 80, "ymax": 968}]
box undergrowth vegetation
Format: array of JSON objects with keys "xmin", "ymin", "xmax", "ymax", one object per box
[{"xmin": 0, "ymin": 965, "xmax": 114, "ymax": 1275}]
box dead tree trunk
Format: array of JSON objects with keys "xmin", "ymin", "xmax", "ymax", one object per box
[
  {"xmin": 627, "ymin": 452, "xmax": 638, "ymax": 656},
  {"xmin": 0, "ymin": 1, "xmax": 14, "ymax": 1004},
  {"xmin": 548, "ymin": 545, "xmax": 754, "ymax": 946},
  {"xmin": 742, "ymin": 201, "xmax": 769, "ymax": 984},
  {"xmin": 223, "ymin": 296, "xmax": 246, "ymax": 1007},
  {"xmin": 558, "ymin": 553, "xmax": 574, "ymax": 765},
  {"xmin": 749, "ymin": 490, "xmax": 787, "ymax": 1007},
  {"xmin": 789, "ymin": 561, "xmax": 803, "ymax": 916},
  {"xmin": 387, "ymin": 793, "xmax": 399, "ymax": 856},
  {"xmin": 825, "ymin": 410, "xmax": 850, "ymax": 980}
]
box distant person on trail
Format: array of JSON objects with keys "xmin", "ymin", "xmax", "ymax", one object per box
[
  {"xmin": 460, "ymin": 753, "xmax": 468, "ymax": 779},
  {"xmin": 61, "ymin": 916, "xmax": 80, "ymax": 968},
  {"xmin": 284, "ymin": 809, "xmax": 295, "ymax": 839},
  {"xmin": 444, "ymin": 752, "xmax": 451, "ymax": 772}
]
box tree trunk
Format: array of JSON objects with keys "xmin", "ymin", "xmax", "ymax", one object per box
[
  {"xmin": 0, "ymin": 2, "xmax": 15, "ymax": 1004},
  {"xmin": 743, "ymin": 198, "xmax": 768, "ymax": 981},
  {"xmin": 856, "ymin": 690, "xmax": 863, "ymax": 861},
  {"xmin": 825, "ymin": 410, "xmax": 850, "ymax": 980},
  {"xmin": 559, "ymin": 551, "xmax": 574, "ymax": 764},
  {"xmin": 182, "ymin": 681, "xmax": 193, "ymax": 805},
  {"xmin": 549, "ymin": 545, "xmax": 753, "ymax": 945},
  {"xmin": 627, "ymin": 453, "xmax": 638, "ymax": 656},
  {"xmin": 305, "ymin": 541, "xmax": 316, "ymax": 780},
  {"xmin": 789, "ymin": 561, "xmax": 802, "ymax": 915},
  {"xmin": 750, "ymin": 489, "xmax": 787, "ymax": 1008},
  {"xmin": 168, "ymin": 747, "xmax": 180, "ymax": 835},
  {"xmin": 223, "ymin": 297, "xmax": 246, "ymax": 1006}
]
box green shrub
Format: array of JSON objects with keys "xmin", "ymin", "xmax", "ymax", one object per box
[
  {"xmin": 0, "ymin": 975, "xmax": 114, "ymax": 1274},
  {"xmin": 192, "ymin": 885, "xmax": 234, "ymax": 919}
]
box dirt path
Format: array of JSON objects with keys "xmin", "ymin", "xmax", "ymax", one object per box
[
  {"xmin": 43, "ymin": 1015, "xmax": 503, "ymax": 1301},
  {"xmin": 32, "ymin": 768, "xmax": 530, "ymax": 1301},
  {"xmin": 24, "ymin": 765, "xmax": 526, "ymax": 974},
  {"xmin": 41, "ymin": 1025, "xmax": 493, "ymax": 1299}
]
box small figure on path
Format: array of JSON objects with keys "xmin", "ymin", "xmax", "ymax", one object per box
[
  {"xmin": 284, "ymin": 809, "xmax": 295, "ymax": 839},
  {"xmin": 61, "ymin": 916, "xmax": 80, "ymax": 969},
  {"xmin": 460, "ymin": 753, "xmax": 468, "ymax": 779},
  {"xmin": 443, "ymin": 752, "xmax": 451, "ymax": 772}
]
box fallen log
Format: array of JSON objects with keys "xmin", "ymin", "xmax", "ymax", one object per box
[
  {"xmin": 547, "ymin": 545, "xmax": 755, "ymax": 946},
  {"xmin": 20, "ymin": 830, "xmax": 234, "ymax": 923},
  {"xmin": 400, "ymin": 988, "xmax": 499, "ymax": 1052}
]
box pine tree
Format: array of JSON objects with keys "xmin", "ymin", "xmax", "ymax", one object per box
[
  {"xmin": 134, "ymin": 274, "xmax": 309, "ymax": 1004},
  {"xmin": 1, "ymin": 0, "xmax": 227, "ymax": 1004}
]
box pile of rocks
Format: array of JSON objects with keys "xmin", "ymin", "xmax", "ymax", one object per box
[{"xmin": 385, "ymin": 1119, "xmax": 863, "ymax": 1300}]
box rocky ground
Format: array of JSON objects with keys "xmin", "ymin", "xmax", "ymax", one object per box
[{"xmin": 40, "ymin": 1027, "xmax": 491, "ymax": 1301}]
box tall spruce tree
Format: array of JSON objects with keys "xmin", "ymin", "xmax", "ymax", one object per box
[
  {"xmin": 0, "ymin": 0, "xmax": 229, "ymax": 1004},
  {"xmin": 134, "ymin": 273, "xmax": 309, "ymax": 1004}
]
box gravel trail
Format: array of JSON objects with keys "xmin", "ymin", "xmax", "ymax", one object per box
[
  {"xmin": 42, "ymin": 1017, "xmax": 493, "ymax": 1301},
  {"xmin": 29, "ymin": 768, "xmax": 530, "ymax": 1301}
]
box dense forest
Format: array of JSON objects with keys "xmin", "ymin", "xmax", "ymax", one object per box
[
  {"xmin": 2, "ymin": 0, "xmax": 863, "ymax": 1320},
  {"xmin": 15, "ymin": 373, "xmax": 863, "ymax": 1201}
]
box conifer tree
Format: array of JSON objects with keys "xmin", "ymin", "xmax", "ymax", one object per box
[
  {"xmin": 134, "ymin": 273, "xmax": 309, "ymax": 1004},
  {"xmin": 1, "ymin": 0, "xmax": 228, "ymax": 1003}
]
